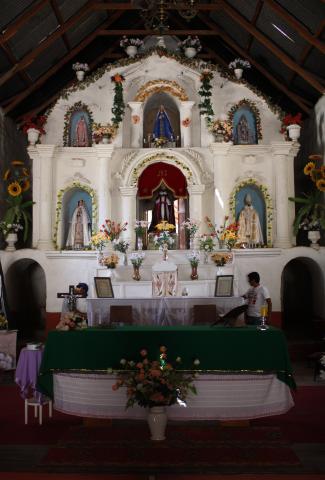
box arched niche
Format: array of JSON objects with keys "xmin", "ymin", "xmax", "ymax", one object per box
[
  {"xmin": 143, "ymin": 92, "xmax": 180, "ymax": 146},
  {"xmin": 61, "ymin": 188, "xmax": 92, "ymax": 249},
  {"xmin": 235, "ymin": 184, "xmax": 266, "ymax": 245},
  {"xmin": 5, "ymin": 259, "xmax": 46, "ymax": 341},
  {"xmin": 228, "ymin": 100, "xmax": 262, "ymax": 145},
  {"xmin": 63, "ymin": 102, "xmax": 93, "ymax": 147}
]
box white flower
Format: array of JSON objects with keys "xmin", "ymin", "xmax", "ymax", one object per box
[
  {"xmin": 228, "ymin": 58, "xmax": 251, "ymax": 70},
  {"xmin": 72, "ymin": 62, "xmax": 89, "ymax": 72},
  {"xmin": 129, "ymin": 360, "xmax": 135, "ymax": 367},
  {"xmin": 120, "ymin": 358, "xmax": 127, "ymax": 365},
  {"xmin": 176, "ymin": 356, "xmax": 182, "ymax": 363},
  {"xmin": 193, "ymin": 359, "xmax": 200, "ymax": 366}
]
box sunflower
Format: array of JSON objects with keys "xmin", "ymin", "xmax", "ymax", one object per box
[
  {"xmin": 303, "ymin": 162, "xmax": 315, "ymax": 176},
  {"xmin": 21, "ymin": 178, "xmax": 30, "ymax": 192},
  {"xmin": 8, "ymin": 181, "xmax": 22, "ymax": 197},
  {"xmin": 316, "ymin": 178, "xmax": 325, "ymax": 192},
  {"xmin": 3, "ymin": 169, "xmax": 10, "ymax": 180}
]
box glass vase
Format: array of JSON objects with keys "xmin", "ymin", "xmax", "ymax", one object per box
[
  {"xmin": 162, "ymin": 243, "xmax": 168, "ymax": 261},
  {"xmin": 132, "ymin": 265, "xmax": 141, "ymax": 281},
  {"xmin": 123, "ymin": 253, "xmax": 128, "ymax": 266},
  {"xmin": 203, "ymin": 251, "xmax": 209, "ymax": 264},
  {"xmin": 191, "ymin": 265, "xmax": 198, "ymax": 280}
]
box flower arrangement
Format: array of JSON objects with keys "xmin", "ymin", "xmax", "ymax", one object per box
[
  {"xmin": 153, "ymin": 136, "xmax": 168, "ymax": 148},
  {"xmin": 134, "ymin": 220, "xmax": 148, "ymax": 235},
  {"xmin": 2, "ymin": 161, "xmax": 34, "ymax": 242},
  {"xmin": 156, "ymin": 221, "xmax": 175, "ymax": 232},
  {"xmin": 56, "ymin": 311, "xmax": 87, "ymax": 331},
  {"xmin": 205, "ymin": 216, "xmax": 238, "ymax": 249},
  {"xmin": 211, "ymin": 252, "xmax": 233, "ymax": 266},
  {"xmin": 181, "ymin": 218, "xmax": 200, "ymax": 238},
  {"xmin": 72, "ymin": 62, "xmax": 89, "ymax": 72},
  {"xmin": 113, "ymin": 239, "xmax": 129, "ymax": 253},
  {"xmin": 0, "ymin": 222, "xmax": 23, "ymax": 236},
  {"xmin": 289, "ymin": 154, "xmax": 325, "ymax": 234},
  {"xmin": 102, "ymin": 253, "xmax": 119, "ymax": 268},
  {"xmin": 92, "ymin": 122, "xmax": 117, "ymax": 143},
  {"xmin": 0, "ymin": 314, "xmax": 8, "ymax": 330},
  {"xmin": 199, "ymin": 234, "xmax": 215, "ymax": 252},
  {"xmin": 280, "ymin": 112, "xmax": 303, "ymax": 133},
  {"xmin": 120, "ymin": 36, "xmax": 144, "ymax": 49},
  {"xmin": 178, "ymin": 36, "xmax": 202, "ymax": 52},
  {"xmin": 100, "ymin": 219, "xmax": 128, "ymax": 241},
  {"xmin": 208, "ymin": 119, "xmax": 232, "ymax": 142},
  {"xmin": 90, "ymin": 232, "xmax": 108, "ymax": 251},
  {"xmin": 187, "ymin": 251, "xmax": 200, "ymax": 267},
  {"xmin": 21, "ymin": 115, "xmax": 47, "ymax": 134},
  {"xmin": 228, "ymin": 58, "xmax": 251, "ymax": 70},
  {"xmin": 130, "ymin": 251, "xmax": 145, "ymax": 267},
  {"xmin": 112, "ymin": 346, "xmax": 198, "ymax": 409},
  {"xmin": 154, "ymin": 230, "xmax": 175, "ymax": 248}
]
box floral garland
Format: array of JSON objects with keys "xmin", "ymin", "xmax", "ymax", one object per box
[
  {"xmin": 63, "ymin": 102, "xmax": 94, "ymax": 147},
  {"xmin": 227, "ymin": 99, "xmax": 262, "ymax": 140},
  {"xmin": 135, "ymin": 79, "xmax": 188, "ymax": 102},
  {"xmin": 53, "ymin": 182, "xmax": 98, "ymax": 249},
  {"xmin": 229, "ymin": 179, "xmax": 273, "ymax": 247},
  {"xmin": 111, "ymin": 74, "xmax": 125, "ymax": 126},
  {"xmin": 198, "ymin": 71, "xmax": 214, "ymax": 121},
  {"xmin": 131, "ymin": 153, "xmax": 193, "ymax": 186}
]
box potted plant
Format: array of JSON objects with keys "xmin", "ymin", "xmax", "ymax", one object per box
[
  {"xmin": 208, "ymin": 119, "xmax": 233, "ymax": 142},
  {"xmin": 21, "ymin": 115, "xmax": 47, "ymax": 145},
  {"xmin": 113, "ymin": 239, "xmax": 130, "ymax": 266},
  {"xmin": 178, "ymin": 36, "xmax": 202, "ymax": 58},
  {"xmin": 280, "ymin": 112, "xmax": 303, "ymax": 141},
  {"xmin": 181, "ymin": 218, "xmax": 200, "ymax": 249},
  {"xmin": 92, "ymin": 122, "xmax": 117, "ymax": 144},
  {"xmin": 120, "ymin": 36, "xmax": 144, "ymax": 57},
  {"xmin": 90, "ymin": 232, "xmax": 109, "ymax": 265},
  {"xmin": 112, "ymin": 346, "xmax": 198, "ymax": 440},
  {"xmin": 228, "ymin": 58, "xmax": 251, "ymax": 79},
  {"xmin": 134, "ymin": 220, "xmax": 148, "ymax": 250},
  {"xmin": 0, "ymin": 221, "xmax": 23, "ymax": 251},
  {"xmin": 72, "ymin": 62, "xmax": 89, "ymax": 81},
  {"xmin": 186, "ymin": 251, "xmax": 200, "ymax": 280}
]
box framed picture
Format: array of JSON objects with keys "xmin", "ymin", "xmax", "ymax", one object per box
[
  {"xmin": 94, "ymin": 277, "xmax": 114, "ymax": 298},
  {"xmin": 215, "ymin": 275, "xmax": 234, "ymax": 297}
]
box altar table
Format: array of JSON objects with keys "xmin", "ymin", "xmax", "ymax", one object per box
[{"xmin": 87, "ymin": 296, "xmax": 244, "ymax": 326}]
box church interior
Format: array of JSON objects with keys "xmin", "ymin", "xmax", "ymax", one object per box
[{"xmin": 0, "ymin": 0, "xmax": 324, "ymax": 478}]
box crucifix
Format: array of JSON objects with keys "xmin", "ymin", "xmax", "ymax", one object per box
[{"xmin": 57, "ymin": 285, "xmax": 83, "ymax": 312}]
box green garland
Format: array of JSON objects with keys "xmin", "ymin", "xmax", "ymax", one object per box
[
  {"xmin": 131, "ymin": 153, "xmax": 193, "ymax": 186},
  {"xmin": 111, "ymin": 74, "xmax": 125, "ymax": 127},
  {"xmin": 63, "ymin": 102, "xmax": 94, "ymax": 146},
  {"xmin": 53, "ymin": 182, "xmax": 98, "ymax": 250},
  {"xmin": 229, "ymin": 179, "xmax": 273, "ymax": 247},
  {"xmin": 198, "ymin": 71, "xmax": 214, "ymax": 121}
]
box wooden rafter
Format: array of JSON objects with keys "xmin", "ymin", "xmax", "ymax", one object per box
[
  {"xmin": 198, "ymin": 13, "xmax": 311, "ymax": 114},
  {"xmin": 264, "ymin": 0, "xmax": 325, "ymax": 55},
  {"xmin": 0, "ymin": 42, "xmax": 32, "ymax": 86},
  {"xmin": 50, "ymin": 0, "xmax": 71, "ymax": 51},
  {"xmin": 246, "ymin": 0, "xmax": 263, "ymax": 52},
  {"xmin": 98, "ymin": 29, "xmax": 222, "ymax": 36},
  {"xmin": 4, "ymin": 11, "xmax": 124, "ymax": 114},
  {"xmin": 220, "ymin": 0, "xmax": 324, "ymax": 94},
  {"xmin": 92, "ymin": 2, "xmax": 223, "ymax": 11}
]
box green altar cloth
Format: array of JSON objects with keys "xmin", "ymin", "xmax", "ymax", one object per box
[{"xmin": 38, "ymin": 326, "xmax": 295, "ymax": 397}]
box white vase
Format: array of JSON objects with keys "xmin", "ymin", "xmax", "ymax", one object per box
[
  {"xmin": 97, "ymin": 251, "xmax": 104, "ymax": 265},
  {"xmin": 101, "ymin": 135, "xmax": 110, "ymax": 144},
  {"xmin": 184, "ymin": 47, "xmax": 197, "ymax": 58},
  {"xmin": 5, "ymin": 233, "xmax": 18, "ymax": 252},
  {"xmin": 137, "ymin": 237, "xmax": 143, "ymax": 250},
  {"xmin": 203, "ymin": 251, "xmax": 209, "ymax": 264},
  {"xmin": 234, "ymin": 68, "xmax": 243, "ymax": 79},
  {"xmin": 189, "ymin": 236, "xmax": 195, "ymax": 250},
  {"xmin": 287, "ymin": 124, "xmax": 301, "ymax": 141},
  {"xmin": 27, "ymin": 128, "xmax": 40, "ymax": 145},
  {"xmin": 308, "ymin": 230, "xmax": 321, "ymax": 250},
  {"xmin": 76, "ymin": 70, "xmax": 85, "ymax": 81},
  {"xmin": 147, "ymin": 406, "xmax": 167, "ymax": 441},
  {"xmin": 125, "ymin": 45, "xmax": 137, "ymax": 58}
]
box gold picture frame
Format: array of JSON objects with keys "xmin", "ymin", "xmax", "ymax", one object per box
[
  {"xmin": 215, "ymin": 275, "xmax": 234, "ymax": 297},
  {"xmin": 94, "ymin": 277, "xmax": 114, "ymax": 298}
]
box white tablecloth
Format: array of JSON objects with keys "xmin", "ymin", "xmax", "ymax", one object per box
[{"xmin": 87, "ymin": 296, "xmax": 244, "ymax": 326}]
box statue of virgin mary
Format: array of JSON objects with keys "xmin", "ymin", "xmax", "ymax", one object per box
[
  {"xmin": 153, "ymin": 105, "xmax": 175, "ymax": 141},
  {"xmin": 66, "ymin": 200, "xmax": 92, "ymax": 249}
]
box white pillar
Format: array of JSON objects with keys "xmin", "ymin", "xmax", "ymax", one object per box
[
  {"xmin": 128, "ymin": 101, "xmax": 144, "ymax": 148},
  {"xmin": 95, "ymin": 145, "xmax": 114, "ymax": 226},
  {"xmin": 180, "ymin": 101, "xmax": 195, "ymax": 148},
  {"xmin": 209, "ymin": 143, "xmax": 232, "ymax": 227},
  {"xmin": 187, "ymin": 184, "xmax": 205, "ymax": 236},
  {"xmin": 29, "ymin": 145, "xmax": 56, "ymax": 250},
  {"xmin": 119, "ymin": 186, "xmax": 138, "ymax": 248},
  {"xmin": 271, "ymin": 142, "xmax": 300, "ymax": 248}
]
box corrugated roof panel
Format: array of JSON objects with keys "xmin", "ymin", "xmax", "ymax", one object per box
[
  {"xmin": 249, "ymin": 40, "xmax": 293, "ymax": 84},
  {"xmin": 56, "ymin": 0, "xmax": 89, "ymax": 23},
  {"xmin": 276, "ymin": 0, "xmax": 325, "ymax": 35},
  {"xmin": 0, "ymin": 74, "xmax": 26, "ymax": 103},
  {"xmin": 7, "ymin": 4, "xmax": 59, "ymax": 60},
  {"xmin": 210, "ymin": 10, "xmax": 250, "ymax": 47},
  {"xmin": 225, "ymin": 0, "xmax": 258, "ymax": 22},
  {"xmin": 24, "ymin": 38, "xmax": 68, "ymax": 81},
  {"xmin": 0, "ymin": 0, "xmax": 34, "ymax": 31},
  {"xmin": 65, "ymin": 10, "xmax": 107, "ymax": 48},
  {"xmin": 291, "ymin": 76, "xmax": 319, "ymax": 103},
  {"xmin": 304, "ymin": 49, "xmax": 325, "ymax": 79}
]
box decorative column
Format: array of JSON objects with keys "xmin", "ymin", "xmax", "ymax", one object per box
[
  {"xmin": 187, "ymin": 184, "xmax": 205, "ymax": 236},
  {"xmin": 209, "ymin": 143, "xmax": 232, "ymax": 227},
  {"xmin": 95, "ymin": 145, "xmax": 115, "ymax": 225},
  {"xmin": 128, "ymin": 102, "xmax": 143, "ymax": 148},
  {"xmin": 180, "ymin": 101, "xmax": 195, "ymax": 148},
  {"xmin": 29, "ymin": 145, "xmax": 56, "ymax": 250},
  {"xmin": 119, "ymin": 186, "xmax": 138, "ymax": 247},
  {"xmin": 271, "ymin": 142, "xmax": 300, "ymax": 248}
]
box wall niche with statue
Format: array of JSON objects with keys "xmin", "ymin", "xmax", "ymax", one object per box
[
  {"xmin": 63, "ymin": 102, "xmax": 94, "ymax": 147},
  {"xmin": 228, "ymin": 99, "xmax": 262, "ymax": 146}
]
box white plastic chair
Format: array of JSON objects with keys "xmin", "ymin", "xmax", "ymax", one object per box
[{"xmin": 24, "ymin": 396, "xmax": 53, "ymax": 425}]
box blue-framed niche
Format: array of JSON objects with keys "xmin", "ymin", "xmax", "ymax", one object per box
[
  {"xmin": 229, "ymin": 100, "xmax": 262, "ymax": 146},
  {"xmin": 235, "ymin": 184, "xmax": 266, "ymax": 245},
  {"xmin": 62, "ymin": 188, "xmax": 92, "ymax": 249},
  {"xmin": 63, "ymin": 102, "xmax": 93, "ymax": 147}
]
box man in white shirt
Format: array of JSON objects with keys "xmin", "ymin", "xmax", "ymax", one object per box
[{"xmin": 242, "ymin": 272, "xmax": 272, "ymax": 325}]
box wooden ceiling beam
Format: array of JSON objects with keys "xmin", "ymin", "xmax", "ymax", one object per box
[
  {"xmin": 0, "ymin": 0, "xmax": 49, "ymax": 44},
  {"xmin": 0, "ymin": 0, "xmax": 98, "ymax": 88},
  {"xmin": 98, "ymin": 29, "xmax": 223, "ymax": 36},
  {"xmin": 246, "ymin": 0, "xmax": 263, "ymax": 52},
  {"xmin": 263, "ymin": 0, "xmax": 325, "ymax": 55},
  {"xmin": 50, "ymin": 0, "xmax": 71, "ymax": 51},
  {"xmin": 4, "ymin": 11, "xmax": 124, "ymax": 115},
  {"xmin": 220, "ymin": 0, "xmax": 324, "ymax": 94},
  {"xmin": 198, "ymin": 13, "xmax": 312, "ymax": 113},
  {"xmin": 0, "ymin": 43, "xmax": 32, "ymax": 85},
  {"xmin": 92, "ymin": 2, "xmax": 222, "ymax": 11}
]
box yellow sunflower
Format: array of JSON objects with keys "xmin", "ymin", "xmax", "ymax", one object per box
[
  {"xmin": 3, "ymin": 169, "xmax": 10, "ymax": 180},
  {"xmin": 8, "ymin": 181, "xmax": 22, "ymax": 197},
  {"xmin": 316, "ymin": 178, "xmax": 325, "ymax": 192},
  {"xmin": 21, "ymin": 178, "xmax": 30, "ymax": 192},
  {"xmin": 303, "ymin": 162, "xmax": 315, "ymax": 176}
]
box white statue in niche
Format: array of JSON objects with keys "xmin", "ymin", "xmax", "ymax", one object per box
[
  {"xmin": 66, "ymin": 199, "xmax": 92, "ymax": 249},
  {"xmin": 237, "ymin": 193, "xmax": 264, "ymax": 247}
]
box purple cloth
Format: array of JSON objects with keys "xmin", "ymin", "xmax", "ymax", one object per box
[{"xmin": 15, "ymin": 348, "xmax": 45, "ymax": 402}]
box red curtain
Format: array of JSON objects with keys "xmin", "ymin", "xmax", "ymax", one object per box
[{"xmin": 138, "ymin": 162, "xmax": 188, "ymax": 199}]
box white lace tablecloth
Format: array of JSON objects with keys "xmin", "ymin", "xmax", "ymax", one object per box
[{"xmin": 87, "ymin": 296, "xmax": 244, "ymax": 326}]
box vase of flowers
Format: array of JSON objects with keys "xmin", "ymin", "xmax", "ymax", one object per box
[
  {"xmin": 130, "ymin": 252, "xmax": 145, "ymax": 281},
  {"xmin": 208, "ymin": 119, "xmax": 233, "ymax": 143},
  {"xmin": 113, "ymin": 239, "xmax": 130, "ymax": 266},
  {"xmin": 178, "ymin": 36, "xmax": 202, "ymax": 58},
  {"xmin": 92, "ymin": 122, "xmax": 117, "ymax": 144},
  {"xmin": 72, "ymin": 62, "xmax": 89, "ymax": 81},
  {"xmin": 102, "ymin": 253, "xmax": 119, "ymax": 276},
  {"xmin": 100, "ymin": 219, "xmax": 128, "ymax": 243},
  {"xmin": 228, "ymin": 58, "xmax": 251, "ymax": 79},
  {"xmin": 154, "ymin": 221, "xmax": 175, "ymax": 260},
  {"xmin": 134, "ymin": 220, "xmax": 148, "ymax": 250},
  {"xmin": 120, "ymin": 36, "xmax": 144, "ymax": 57},
  {"xmin": 21, "ymin": 116, "xmax": 47, "ymax": 145},
  {"xmin": 187, "ymin": 251, "xmax": 200, "ymax": 280},
  {"xmin": 90, "ymin": 232, "xmax": 108, "ymax": 265},
  {"xmin": 280, "ymin": 113, "xmax": 303, "ymax": 141},
  {"xmin": 205, "ymin": 216, "xmax": 239, "ymax": 250},
  {"xmin": 199, "ymin": 235, "xmax": 215, "ymax": 263},
  {"xmin": 181, "ymin": 218, "xmax": 200, "ymax": 250},
  {"xmin": 112, "ymin": 346, "xmax": 198, "ymax": 441},
  {"xmin": 0, "ymin": 222, "xmax": 23, "ymax": 252}
]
